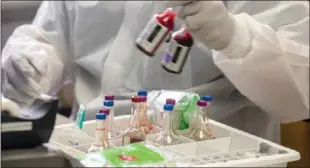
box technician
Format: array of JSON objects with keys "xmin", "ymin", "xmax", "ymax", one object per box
[{"xmin": 1, "ymin": 1, "xmax": 309, "ymax": 143}]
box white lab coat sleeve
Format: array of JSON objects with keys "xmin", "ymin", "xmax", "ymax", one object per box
[
  {"xmin": 213, "ymin": 1, "xmax": 309, "ymax": 123},
  {"xmin": 31, "ymin": 1, "xmax": 73, "ymax": 89},
  {"xmin": 2, "ymin": 1, "xmax": 71, "ymax": 107}
]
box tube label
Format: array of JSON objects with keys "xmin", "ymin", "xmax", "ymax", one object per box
[
  {"xmin": 136, "ymin": 16, "xmax": 170, "ymax": 54},
  {"xmin": 95, "ymin": 121, "xmax": 106, "ymax": 146},
  {"xmin": 162, "ymin": 39, "xmax": 189, "ymax": 72}
]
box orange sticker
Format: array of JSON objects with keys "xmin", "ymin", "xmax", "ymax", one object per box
[{"xmin": 118, "ymin": 154, "xmax": 138, "ymax": 161}]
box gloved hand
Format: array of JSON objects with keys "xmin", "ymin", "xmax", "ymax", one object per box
[
  {"xmin": 164, "ymin": 1, "xmax": 236, "ymax": 51},
  {"xmin": 1, "ymin": 25, "xmax": 64, "ymax": 108}
]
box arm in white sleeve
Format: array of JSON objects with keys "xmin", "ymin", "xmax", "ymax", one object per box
[
  {"xmin": 31, "ymin": 1, "xmax": 73, "ymax": 95},
  {"xmin": 1, "ymin": 1, "xmax": 72, "ymax": 108},
  {"xmin": 214, "ymin": 1, "xmax": 309, "ymax": 123}
]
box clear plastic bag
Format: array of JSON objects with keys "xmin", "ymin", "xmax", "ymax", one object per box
[{"xmin": 147, "ymin": 90, "xmax": 200, "ymax": 131}]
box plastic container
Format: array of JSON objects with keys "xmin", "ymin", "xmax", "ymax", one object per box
[
  {"xmin": 162, "ymin": 26, "xmax": 194, "ymax": 74},
  {"xmin": 50, "ymin": 115, "xmax": 300, "ymax": 167},
  {"xmin": 136, "ymin": 8, "xmax": 175, "ymax": 57}
]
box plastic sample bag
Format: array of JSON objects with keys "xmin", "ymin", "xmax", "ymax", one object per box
[
  {"xmin": 79, "ymin": 143, "xmax": 165, "ymax": 167},
  {"xmin": 147, "ymin": 90, "xmax": 200, "ymax": 130}
]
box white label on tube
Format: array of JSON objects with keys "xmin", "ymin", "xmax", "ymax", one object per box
[
  {"xmin": 136, "ymin": 16, "xmax": 170, "ymax": 54},
  {"xmin": 95, "ymin": 120, "xmax": 106, "ymax": 146},
  {"xmin": 163, "ymin": 39, "xmax": 189, "ymax": 72},
  {"xmin": 1, "ymin": 122, "xmax": 32, "ymax": 132}
]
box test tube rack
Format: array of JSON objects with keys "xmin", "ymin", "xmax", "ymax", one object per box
[{"xmin": 50, "ymin": 115, "xmax": 300, "ymax": 167}]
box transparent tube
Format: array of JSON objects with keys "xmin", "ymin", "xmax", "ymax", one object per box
[
  {"xmin": 99, "ymin": 108, "xmax": 115, "ymax": 140},
  {"xmin": 88, "ymin": 115, "xmax": 113, "ymax": 152},
  {"xmin": 188, "ymin": 101, "xmax": 214, "ymax": 141},
  {"xmin": 156, "ymin": 98, "xmax": 176, "ymax": 128},
  {"xmin": 103, "ymin": 101, "xmax": 116, "ymax": 139},
  {"xmin": 106, "ymin": 107, "xmax": 114, "ymax": 134},
  {"xmin": 154, "ymin": 104, "xmax": 181, "ymax": 146},
  {"xmin": 122, "ymin": 96, "xmax": 147, "ymax": 145},
  {"xmin": 139, "ymin": 96, "xmax": 153, "ymax": 134}
]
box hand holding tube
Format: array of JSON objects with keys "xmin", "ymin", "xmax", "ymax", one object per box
[{"xmin": 164, "ymin": 1, "xmax": 235, "ymax": 51}]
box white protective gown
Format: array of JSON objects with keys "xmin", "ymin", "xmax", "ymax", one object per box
[{"xmin": 1, "ymin": 1, "xmax": 309, "ymax": 143}]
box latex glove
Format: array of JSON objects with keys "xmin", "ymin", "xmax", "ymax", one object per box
[
  {"xmin": 1, "ymin": 25, "xmax": 63, "ymax": 108},
  {"xmin": 164, "ymin": 1, "xmax": 235, "ymax": 51},
  {"xmin": 1, "ymin": 55, "xmax": 43, "ymax": 107}
]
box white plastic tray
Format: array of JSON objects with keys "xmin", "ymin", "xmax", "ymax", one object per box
[{"xmin": 50, "ymin": 115, "xmax": 300, "ymax": 167}]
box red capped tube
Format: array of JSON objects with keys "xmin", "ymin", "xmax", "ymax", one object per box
[
  {"xmin": 166, "ymin": 98, "xmax": 176, "ymax": 105},
  {"xmin": 136, "ymin": 8, "xmax": 176, "ymax": 57},
  {"xmin": 104, "ymin": 94, "xmax": 115, "ymax": 101},
  {"xmin": 140, "ymin": 96, "xmax": 147, "ymax": 102},
  {"xmin": 162, "ymin": 26, "xmax": 194, "ymax": 74},
  {"xmin": 100, "ymin": 108, "xmax": 110, "ymax": 115},
  {"xmin": 131, "ymin": 96, "xmax": 141, "ymax": 103}
]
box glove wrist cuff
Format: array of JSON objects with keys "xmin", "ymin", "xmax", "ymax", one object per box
[
  {"xmin": 220, "ymin": 13, "xmax": 252, "ymax": 59},
  {"xmin": 200, "ymin": 12, "xmax": 236, "ymax": 51}
]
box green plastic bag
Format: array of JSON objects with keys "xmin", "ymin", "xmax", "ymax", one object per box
[
  {"xmin": 177, "ymin": 93, "xmax": 200, "ymax": 130},
  {"xmin": 79, "ymin": 143, "xmax": 165, "ymax": 167},
  {"xmin": 103, "ymin": 143, "xmax": 165, "ymax": 167}
]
